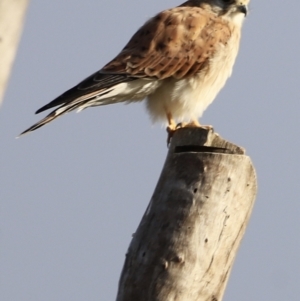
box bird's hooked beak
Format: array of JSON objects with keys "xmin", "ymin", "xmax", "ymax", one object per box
[{"xmin": 238, "ymin": 5, "xmax": 248, "ymax": 16}]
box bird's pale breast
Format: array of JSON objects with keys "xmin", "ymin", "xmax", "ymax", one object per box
[{"xmin": 146, "ymin": 25, "xmax": 241, "ymax": 124}]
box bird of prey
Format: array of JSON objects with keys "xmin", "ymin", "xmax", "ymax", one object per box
[{"xmin": 20, "ymin": 0, "xmax": 249, "ymax": 138}]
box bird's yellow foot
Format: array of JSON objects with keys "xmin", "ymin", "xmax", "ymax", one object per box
[
  {"xmin": 166, "ymin": 119, "xmax": 213, "ymax": 146},
  {"xmin": 166, "ymin": 113, "xmax": 177, "ymax": 146},
  {"xmin": 166, "ymin": 122, "xmax": 177, "ymax": 146},
  {"xmin": 176, "ymin": 120, "xmax": 213, "ymax": 130}
]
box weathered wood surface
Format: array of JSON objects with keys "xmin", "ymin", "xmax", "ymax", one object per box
[
  {"xmin": 116, "ymin": 128, "xmax": 257, "ymax": 301},
  {"xmin": 0, "ymin": 0, "xmax": 30, "ymax": 105}
]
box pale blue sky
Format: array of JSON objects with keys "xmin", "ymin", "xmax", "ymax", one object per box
[{"xmin": 1, "ymin": 1, "xmax": 300, "ymax": 300}]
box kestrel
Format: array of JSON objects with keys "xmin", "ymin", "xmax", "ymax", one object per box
[{"xmin": 20, "ymin": 0, "xmax": 249, "ymax": 138}]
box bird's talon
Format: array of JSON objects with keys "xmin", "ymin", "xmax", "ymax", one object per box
[
  {"xmin": 166, "ymin": 126, "xmax": 176, "ymax": 146},
  {"xmin": 175, "ymin": 122, "xmax": 184, "ymax": 129},
  {"xmin": 166, "ymin": 126, "xmax": 175, "ymax": 134}
]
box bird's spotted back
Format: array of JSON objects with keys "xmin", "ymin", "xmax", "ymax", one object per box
[{"xmin": 103, "ymin": 7, "xmax": 232, "ymax": 79}]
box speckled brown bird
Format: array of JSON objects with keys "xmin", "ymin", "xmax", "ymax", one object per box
[{"xmin": 20, "ymin": 0, "xmax": 249, "ymax": 137}]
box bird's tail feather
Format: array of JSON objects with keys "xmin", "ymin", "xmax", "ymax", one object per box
[
  {"xmin": 18, "ymin": 100, "xmax": 89, "ymax": 137},
  {"xmin": 18, "ymin": 79, "xmax": 143, "ymax": 137},
  {"xmin": 18, "ymin": 88, "xmax": 116, "ymax": 137}
]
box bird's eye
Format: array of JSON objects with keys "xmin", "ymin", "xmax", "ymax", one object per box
[{"xmin": 223, "ymin": 0, "xmax": 235, "ymax": 6}]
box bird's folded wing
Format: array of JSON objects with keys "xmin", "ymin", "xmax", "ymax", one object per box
[{"xmin": 102, "ymin": 6, "xmax": 231, "ymax": 80}]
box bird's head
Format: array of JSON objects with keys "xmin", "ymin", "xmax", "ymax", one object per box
[
  {"xmin": 218, "ymin": 0, "xmax": 249, "ymax": 17},
  {"xmin": 191, "ymin": 0, "xmax": 249, "ymax": 23}
]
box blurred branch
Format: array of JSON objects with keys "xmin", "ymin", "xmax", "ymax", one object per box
[{"xmin": 0, "ymin": 0, "xmax": 30, "ymax": 105}]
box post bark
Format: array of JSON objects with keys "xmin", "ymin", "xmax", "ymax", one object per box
[
  {"xmin": 0, "ymin": 0, "xmax": 30, "ymax": 105},
  {"xmin": 116, "ymin": 128, "xmax": 257, "ymax": 301}
]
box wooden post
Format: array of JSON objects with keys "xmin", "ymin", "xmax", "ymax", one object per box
[
  {"xmin": 0, "ymin": 0, "xmax": 30, "ymax": 105},
  {"xmin": 116, "ymin": 128, "xmax": 257, "ymax": 301}
]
